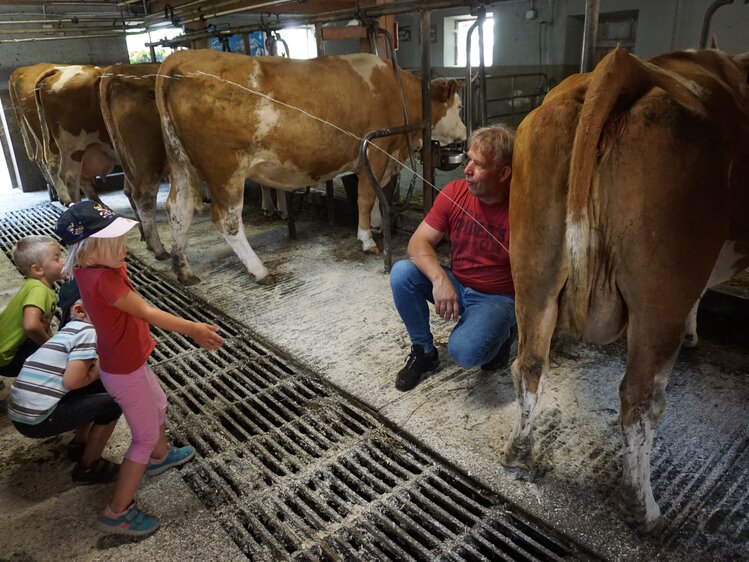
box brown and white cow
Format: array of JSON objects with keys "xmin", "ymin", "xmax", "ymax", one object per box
[
  {"xmin": 155, "ymin": 50, "xmax": 466, "ymax": 285},
  {"xmin": 99, "ymin": 63, "xmax": 170, "ymax": 260},
  {"xmin": 34, "ymin": 65, "xmax": 115, "ymax": 204},
  {"xmin": 506, "ymin": 48, "xmax": 749, "ymax": 532},
  {"xmin": 7, "ymin": 63, "xmax": 100, "ymax": 203}
]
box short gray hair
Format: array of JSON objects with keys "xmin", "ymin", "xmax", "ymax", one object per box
[
  {"xmin": 13, "ymin": 235, "xmax": 58, "ymax": 276},
  {"xmin": 468, "ymin": 123, "xmax": 515, "ymax": 169}
]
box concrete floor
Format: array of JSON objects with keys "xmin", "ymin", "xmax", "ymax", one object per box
[{"xmin": 1, "ymin": 184, "xmax": 748, "ymax": 561}]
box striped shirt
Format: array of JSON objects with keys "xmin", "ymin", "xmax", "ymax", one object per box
[{"xmin": 8, "ymin": 320, "xmax": 97, "ymax": 425}]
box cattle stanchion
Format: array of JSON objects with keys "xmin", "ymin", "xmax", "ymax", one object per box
[{"xmin": 359, "ymin": 123, "xmax": 425, "ymax": 272}]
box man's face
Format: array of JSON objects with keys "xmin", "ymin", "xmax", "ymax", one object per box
[{"xmin": 464, "ymin": 147, "xmax": 510, "ymax": 201}]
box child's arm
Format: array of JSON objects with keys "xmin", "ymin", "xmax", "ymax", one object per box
[
  {"xmin": 22, "ymin": 305, "xmax": 52, "ymax": 345},
  {"xmin": 63, "ymin": 358, "xmax": 99, "ymax": 390},
  {"xmin": 113, "ymin": 289, "xmax": 224, "ymax": 351}
]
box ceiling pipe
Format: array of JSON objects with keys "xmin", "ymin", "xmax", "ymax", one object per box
[
  {"xmin": 0, "ymin": 17, "xmax": 145, "ymax": 25},
  {"xmin": 0, "ymin": 30, "xmax": 143, "ymax": 43},
  {"xmin": 154, "ymin": 0, "xmax": 495, "ymax": 47},
  {"xmin": 143, "ymin": 0, "xmax": 297, "ymax": 26},
  {"xmin": 0, "ymin": 25, "xmax": 143, "ymax": 34}
]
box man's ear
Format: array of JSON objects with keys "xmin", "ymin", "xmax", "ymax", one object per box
[{"xmin": 499, "ymin": 165, "xmax": 512, "ymax": 182}]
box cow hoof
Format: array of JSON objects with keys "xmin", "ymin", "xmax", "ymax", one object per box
[
  {"xmin": 364, "ymin": 245, "xmax": 381, "ymax": 255},
  {"xmin": 258, "ymin": 274, "xmax": 277, "ymax": 285},
  {"xmin": 178, "ymin": 273, "xmax": 201, "ymax": 286},
  {"xmin": 682, "ymin": 334, "xmax": 698, "ymax": 348},
  {"xmin": 154, "ymin": 250, "xmax": 171, "ymax": 261}
]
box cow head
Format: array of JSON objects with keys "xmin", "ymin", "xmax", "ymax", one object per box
[{"xmin": 430, "ymin": 78, "xmax": 467, "ymax": 145}]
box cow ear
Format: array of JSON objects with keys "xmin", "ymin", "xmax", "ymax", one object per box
[{"xmin": 446, "ymin": 79, "xmax": 465, "ymax": 99}]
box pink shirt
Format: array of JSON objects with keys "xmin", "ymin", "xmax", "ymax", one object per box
[{"xmin": 74, "ymin": 264, "xmax": 154, "ymax": 374}]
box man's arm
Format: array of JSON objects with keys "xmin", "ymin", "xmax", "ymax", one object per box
[
  {"xmin": 407, "ymin": 222, "xmax": 460, "ymax": 322},
  {"xmin": 22, "ymin": 305, "xmax": 51, "ymax": 345}
]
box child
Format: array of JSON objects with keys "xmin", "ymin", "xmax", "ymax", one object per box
[
  {"xmin": 55, "ymin": 200, "xmax": 224, "ymax": 537},
  {"xmin": 0, "ymin": 235, "xmax": 64, "ymax": 378},
  {"xmin": 9, "ymin": 278, "xmax": 122, "ymax": 484}
]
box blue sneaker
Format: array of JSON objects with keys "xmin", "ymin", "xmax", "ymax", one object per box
[
  {"xmin": 145, "ymin": 445, "xmax": 196, "ymax": 476},
  {"xmin": 98, "ymin": 503, "xmax": 160, "ymax": 536}
]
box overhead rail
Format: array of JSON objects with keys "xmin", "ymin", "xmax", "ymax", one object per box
[{"xmin": 151, "ymin": 0, "xmax": 497, "ymax": 48}]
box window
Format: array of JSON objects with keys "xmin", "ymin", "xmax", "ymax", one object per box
[
  {"xmin": 274, "ymin": 26, "xmax": 317, "ymax": 59},
  {"xmin": 126, "ymin": 27, "xmax": 183, "ymax": 63},
  {"xmin": 452, "ymin": 16, "xmax": 494, "ymax": 67}
]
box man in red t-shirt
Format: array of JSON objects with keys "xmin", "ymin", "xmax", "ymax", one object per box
[{"xmin": 390, "ymin": 124, "xmax": 517, "ymax": 391}]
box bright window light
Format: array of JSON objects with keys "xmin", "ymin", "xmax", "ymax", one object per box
[
  {"xmin": 274, "ymin": 26, "xmax": 317, "ymax": 59},
  {"xmin": 456, "ymin": 17, "xmax": 494, "ymax": 67},
  {"xmin": 126, "ymin": 27, "xmax": 183, "ymax": 63}
]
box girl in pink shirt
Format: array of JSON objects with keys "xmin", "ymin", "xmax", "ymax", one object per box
[{"xmin": 56, "ymin": 201, "xmax": 223, "ymax": 537}]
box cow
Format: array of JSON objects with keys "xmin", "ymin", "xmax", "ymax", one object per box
[
  {"xmin": 505, "ymin": 48, "xmax": 749, "ymax": 533},
  {"xmin": 99, "ymin": 63, "xmax": 170, "ymax": 260},
  {"xmin": 7, "ymin": 63, "xmax": 101, "ymax": 203},
  {"xmin": 155, "ymin": 50, "xmax": 466, "ymax": 285},
  {"xmin": 34, "ymin": 64, "xmax": 115, "ymax": 205}
]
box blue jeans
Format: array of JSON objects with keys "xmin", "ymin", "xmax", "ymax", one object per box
[{"xmin": 390, "ymin": 259, "xmax": 516, "ymax": 368}]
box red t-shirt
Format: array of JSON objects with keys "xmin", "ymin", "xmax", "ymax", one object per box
[
  {"xmin": 424, "ymin": 179, "xmax": 514, "ymax": 295},
  {"xmin": 73, "ymin": 264, "xmax": 155, "ymax": 374}
]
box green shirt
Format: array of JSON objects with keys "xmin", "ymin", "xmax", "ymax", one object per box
[{"xmin": 0, "ymin": 279, "xmax": 56, "ymax": 367}]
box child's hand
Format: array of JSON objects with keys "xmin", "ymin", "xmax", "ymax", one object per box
[{"xmin": 190, "ymin": 322, "xmax": 224, "ymax": 351}]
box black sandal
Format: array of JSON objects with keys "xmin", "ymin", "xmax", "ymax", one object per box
[{"xmin": 72, "ymin": 458, "xmax": 120, "ymax": 485}]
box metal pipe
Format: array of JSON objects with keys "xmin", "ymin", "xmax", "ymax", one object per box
[
  {"xmin": 699, "ymin": 0, "xmax": 734, "ymax": 48},
  {"xmin": 144, "ymin": 0, "xmax": 294, "ymax": 25},
  {"xmin": 0, "ymin": 30, "xmax": 140, "ymax": 43},
  {"xmin": 477, "ymin": 10, "xmax": 487, "ymax": 128},
  {"xmin": 465, "ymin": 18, "xmax": 479, "ymax": 137},
  {"xmin": 420, "ymin": 9, "xmax": 434, "ymax": 213},
  {"xmin": 580, "ymin": 0, "xmax": 599, "ymax": 73},
  {"xmin": 359, "ymin": 123, "xmax": 425, "ymax": 272},
  {"xmin": 0, "ymin": 25, "xmax": 143, "ymax": 34}
]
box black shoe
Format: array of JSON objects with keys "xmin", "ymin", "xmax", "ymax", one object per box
[
  {"xmin": 395, "ymin": 345, "xmax": 440, "ymax": 391},
  {"xmin": 72, "ymin": 458, "xmax": 120, "ymax": 485},
  {"xmin": 481, "ymin": 326, "xmax": 518, "ymax": 371}
]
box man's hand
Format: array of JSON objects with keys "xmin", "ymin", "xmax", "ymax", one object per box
[{"xmin": 433, "ymin": 276, "xmax": 460, "ymax": 322}]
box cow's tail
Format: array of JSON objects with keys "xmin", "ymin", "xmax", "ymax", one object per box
[
  {"xmin": 565, "ymin": 48, "xmax": 710, "ymax": 334},
  {"xmin": 98, "ymin": 71, "xmax": 118, "ymax": 160},
  {"xmin": 155, "ymin": 65, "xmax": 203, "ymax": 212},
  {"xmin": 565, "ymin": 48, "xmax": 651, "ymax": 335},
  {"xmin": 8, "ymin": 75, "xmax": 36, "ymax": 161},
  {"xmin": 32, "ymin": 67, "xmax": 61, "ymax": 172}
]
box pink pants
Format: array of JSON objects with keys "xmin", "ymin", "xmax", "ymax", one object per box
[{"xmin": 100, "ymin": 363, "xmax": 167, "ymax": 464}]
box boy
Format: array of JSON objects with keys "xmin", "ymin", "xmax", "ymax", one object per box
[
  {"xmin": 9, "ymin": 279, "xmax": 121, "ymax": 484},
  {"xmin": 0, "ymin": 235, "xmax": 64, "ymax": 377}
]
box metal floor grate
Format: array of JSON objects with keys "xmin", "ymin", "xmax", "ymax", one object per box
[{"xmin": 1, "ymin": 203, "xmax": 598, "ymax": 561}]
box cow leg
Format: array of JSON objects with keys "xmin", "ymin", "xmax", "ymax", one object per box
[
  {"xmin": 370, "ymin": 198, "xmax": 382, "ymax": 234},
  {"xmin": 260, "ymin": 186, "xmax": 276, "ymax": 217},
  {"xmin": 210, "ymin": 177, "xmax": 274, "ymax": 285},
  {"xmin": 682, "ymin": 297, "xmax": 701, "ymax": 348},
  {"xmin": 276, "ymin": 188, "xmax": 288, "ymax": 220},
  {"xmin": 618, "ymin": 317, "xmax": 681, "ymax": 533},
  {"xmin": 166, "ymin": 170, "xmax": 200, "ymax": 285},
  {"xmin": 502, "ymin": 301, "xmax": 558, "ymax": 471},
  {"xmin": 131, "ymin": 181, "xmax": 169, "ymax": 261}
]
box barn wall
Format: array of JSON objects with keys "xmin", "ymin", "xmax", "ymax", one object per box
[{"xmin": 0, "ymin": 5, "xmax": 129, "ymax": 192}]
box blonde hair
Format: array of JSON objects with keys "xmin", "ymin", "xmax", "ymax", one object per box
[
  {"xmin": 13, "ymin": 235, "xmax": 58, "ymax": 276},
  {"xmin": 62, "ymin": 234, "xmax": 128, "ymax": 276},
  {"xmin": 469, "ymin": 123, "xmax": 515, "ymax": 169}
]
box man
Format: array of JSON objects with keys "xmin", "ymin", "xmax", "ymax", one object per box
[{"xmin": 390, "ymin": 123, "xmax": 517, "ymax": 391}]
